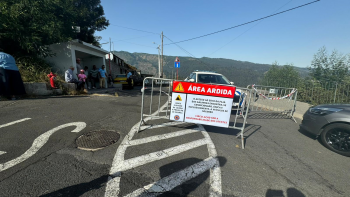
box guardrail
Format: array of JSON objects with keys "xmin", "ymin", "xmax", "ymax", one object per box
[{"xmin": 247, "ymin": 84, "xmax": 298, "ymax": 122}]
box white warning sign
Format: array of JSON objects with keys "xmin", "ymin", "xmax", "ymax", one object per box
[
  {"xmin": 184, "ymin": 94, "xmax": 233, "ymax": 128},
  {"xmin": 170, "ymin": 93, "xmax": 187, "ymax": 122}
]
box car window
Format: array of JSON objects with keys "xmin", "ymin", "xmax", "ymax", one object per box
[
  {"xmin": 197, "ymin": 74, "xmax": 230, "ymax": 84},
  {"xmin": 215, "ymin": 75, "xmax": 230, "ymax": 84},
  {"xmin": 116, "ymin": 75, "xmax": 126, "ymax": 78},
  {"xmin": 190, "ymin": 73, "xmax": 197, "ymax": 81}
]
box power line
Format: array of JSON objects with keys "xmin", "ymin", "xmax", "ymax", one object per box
[
  {"xmin": 207, "ymin": 0, "xmax": 294, "ymax": 57},
  {"xmin": 112, "ymin": 35, "xmax": 152, "ymax": 42},
  {"xmin": 164, "ymin": 36, "xmax": 196, "ymax": 58},
  {"xmin": 119, "ymin": 40, "xmax": 155, "ymax": 48},
  {"xmin": 164, "ymin": 0, "xmax": 320, "ymax": 45},
  {"xmin": 164, "ymin": 36, "xmax": 211, "ymax": 67},
  {"xmin": 101, "ymin": 37, "xmax": 155, "ymax": 48},
  {"xmin": 109, "ymin": 24, "xmax": 160, "ymax": 35}
]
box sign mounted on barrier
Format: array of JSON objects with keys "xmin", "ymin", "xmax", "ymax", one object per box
[
  {"xmin": 170, "ymin": 81, "xmax": 236, "ymax": 128},
  {"xmin": 170, "ymin": 93, "xmax": 187, "ymax": 122}
]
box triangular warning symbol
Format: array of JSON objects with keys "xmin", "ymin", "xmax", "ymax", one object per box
[
  {"xmin": 174, "ymin": 83, "xmax": 184, "ymax": 92},
  {"xmin": 175, "ymin": 95, "xmax": 182, "ymax": 101}
]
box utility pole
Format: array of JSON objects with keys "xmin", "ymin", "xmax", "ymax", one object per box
[
  {"xmin": 112, "ymin": 42, "xmax": 114, "ymax": 55},
  {"xmin": 161, "ymin": 31, "xmax": 163, "ymax": 78},
  {"xmin": 157, "ymin": 45, "xmax": 161, "ymax": 78},
  {"xmin": 109, "ymin": 37, "xmax": 111, "ymax": 74}
]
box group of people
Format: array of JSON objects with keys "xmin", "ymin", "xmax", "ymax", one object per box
[
  {"xmin": 0, "ymin": 51, "xmax": 26, "ymax": 100},
  {"xmin": 65, "ymin": 59, "xmax": 113, "ymax": 91}
]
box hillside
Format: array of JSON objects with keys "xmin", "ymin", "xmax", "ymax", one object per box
[{"xmin": 113, "ymin": 51, "xmax": 308, "ymax": 87}]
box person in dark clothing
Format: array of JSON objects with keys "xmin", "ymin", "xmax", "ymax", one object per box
[
  {"xmin": 0, "ymin": 51, "xmax": 26, "ymax": 100},
  {"xmin": 127, "ymin": 70, "xmax": 133, "ymax": 89},
  {"xmin": 89, "ymin": 65, "xmax": 99, "ymax": 89}
]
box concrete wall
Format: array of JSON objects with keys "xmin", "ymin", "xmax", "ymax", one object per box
[
  {"xmin": 44, "ymin": 41, "xmax": 107, "ymax": 81},
  {"xmin": 71, "ymin": 44, "xmax": 106, "ymax": 80},
  {"xmin": 106, "ymin": 60, "xmax": 124, "ymax": 79},
  {"xmin": 85, "ymin": 57, "xmax": 104, "ymax": 70},
  {"xmin": 71, "ymin": 44, "xmax": 105, "ymax": 66},
  {"xmin": 24, "ymin": 83, "xmax": 62, "ymax": 96}
]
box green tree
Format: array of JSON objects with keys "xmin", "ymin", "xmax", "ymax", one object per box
[
  {"xmin": 72, "ymin": 0, "xmax": 109, "ymax": 47},
  {"xmin": 308, "ymin": 47, "xmax": 350, "ymax": 83},
  {"xmin": 261, "ymin": 62, "xmax": 300, "ymax": 87},
  {"xmin": 0, "ymin": 0, "xmax": 109, "ymax": 57}
]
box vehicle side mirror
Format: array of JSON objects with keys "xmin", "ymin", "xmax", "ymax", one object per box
[
  {"xmin": 230, "ymin": 82, "xmax": 234, "ymax": 85},
  {"xmin": 189, "ymin": 79, "xmax": 195, "ymax": 82}
]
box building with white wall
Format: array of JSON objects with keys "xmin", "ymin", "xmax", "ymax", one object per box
[{"xmin": 44, "ymin": 39, "xmax": 108, "ymax": 79}]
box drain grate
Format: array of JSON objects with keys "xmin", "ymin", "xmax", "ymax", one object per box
[{"xmin": 76, "ymin": 130, "xmax": 120, "ymax": 151}]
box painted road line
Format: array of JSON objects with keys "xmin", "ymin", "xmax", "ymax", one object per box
[
  {"xmin": 0, "ymin": 118, "xmax": 31, "ymax": 129},
  {"xmin": 127, "ymin": 129, "xmax": 200, "ymax": 146},
  {"xmin": 139, "ymin": 121, "xmax": 187, "ymax": 131},
  {"xmin": 0, "ymin": 151, "xmax": 6, "ymax": 156},
  {"xmin": 105, "ymin": 94, "xmax": 222, "ymax": 197},
  {"xmin": 142, "ymin": 115, "xmax": 169, "ymax": 120},
  {"xmin": 105, "ymin": 101, "xmax": 172, "ymax": 197},
  {"xmin": 114, "ymin": 139, "xmax": 207, "ymax": 174},
  {"xmin": 124, "ymin": 157, "xmax": 217, "ymax": 197},
  {"xmin": 198, "ymin": 124, "xmax": 222, "ymax": 197},
  {"xmin": 0, "ymin": 122, "xmax": 86, "ymax": 172}
]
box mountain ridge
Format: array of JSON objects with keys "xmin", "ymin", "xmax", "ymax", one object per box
[{"xmin": 113, "ymin": 51, "xmax": 308, "ymax": 86}]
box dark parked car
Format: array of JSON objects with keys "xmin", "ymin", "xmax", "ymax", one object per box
[{"xmin": 300, "ymin": 104, "xmax": 350, "ymax": 156}]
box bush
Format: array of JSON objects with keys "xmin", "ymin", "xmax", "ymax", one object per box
[
  {"xmin": 17, "ymin": 56, "xmax": 52, "ymax": 83},
  {"xmin": 16, "ymin": 56, "xmax": 83, "ymax": 95}
]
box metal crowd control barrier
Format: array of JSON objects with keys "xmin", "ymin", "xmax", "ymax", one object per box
[
  {"xmin": 229, "ymin": 87, "xmax": 253, "ymax": 149},
  {"xmin": 139, "ymin": 77, "xmax": 173, "ymax": 128},
  {"xmin": 247, "ymin": 84, "xmax": 298, "ymax": 123},
  {"xmin": 138, "ymin": 77, "xmax": 254, "ymax": 149}
]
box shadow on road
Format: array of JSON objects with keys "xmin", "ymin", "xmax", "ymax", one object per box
[
  {"xmin": 298, "ymin": 127, "xmax": 317, "ymax": 140},
  {"xmin": 158, "ymin": 156, "xmax": 227, "ymax": 196},
  {"xmin": 39, "ymin": 175, "xmax": 108, "ymax": 197},
  {"xmin": 247, "ymin": 112, "xmax": 292, "ymax": 119},
  {"xmin": 266, "ymin": 188, "xmax": 306, "ymax": 197},
  {"xmin": 204, "ymin": 122, "xmax": 261, "ymax": 138},
  {"xmin": 39, "ymin": 157, "xmax": 227, "ymax": 197}
]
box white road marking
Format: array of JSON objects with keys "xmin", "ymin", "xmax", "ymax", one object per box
[
  {"xmin": 125, "ymin": 157, "xmax": 217, "ymax": 197},
  {"xmin": 113, "ymin": 139, "xmax": 207, "ymax": 174},
  {"xmin": 105, "ymin": 94, "xmax": 222, "ymax": 197},
  {"xmin": 106, "ymin": 102, "xmax": 170, "ymax": 197},
  {"xmin": 140, "ymin": 121, "xmax": 187, "ymax": 131},
  {"xmin": 142, "ymin": 115, "xmax": 169, "ymax": 120},
  {"xmin": 127, "ymin": 129, "xmax": 200, "ymax": 146},
  {"xmin": 0, "ymin": 151, "xmax": 6, "ymax": 156},
  {"xmin": 0, "ymin": 122, "xmax": 86, "ymax": 172},
  {"xmin": 0, "ymin": 118, "xmax": 31, "ymax": 129},
  {"xmin": 198, "ymin": 124, "xmax": 222, "ymax": 197}
]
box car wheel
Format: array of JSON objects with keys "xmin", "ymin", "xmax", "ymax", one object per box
[{"xmin": 320, "ymin": 123, "xmax": 350, "ymax": 156}]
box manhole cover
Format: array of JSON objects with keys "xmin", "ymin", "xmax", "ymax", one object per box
[{"xmin": 76, "ymin": 130, "xmax": 120, "ymax": 151}]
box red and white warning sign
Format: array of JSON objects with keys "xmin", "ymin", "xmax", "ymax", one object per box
[
  {"xmin": 170, "ymin": 93, "xmax": 187, "ymax": 122},
  {"xmin": 170, "ymin": 81, "xmax": 236, "ymax": 128}
]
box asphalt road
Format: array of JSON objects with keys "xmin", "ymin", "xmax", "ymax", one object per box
[{"xmin": 0, "ymin": 87, "xmax": 349, "ymax": 197}]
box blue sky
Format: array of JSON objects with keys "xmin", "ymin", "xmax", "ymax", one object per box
[{"xmin": 96, "ymin": 0, "xmax": 350, "ymax": 68}]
